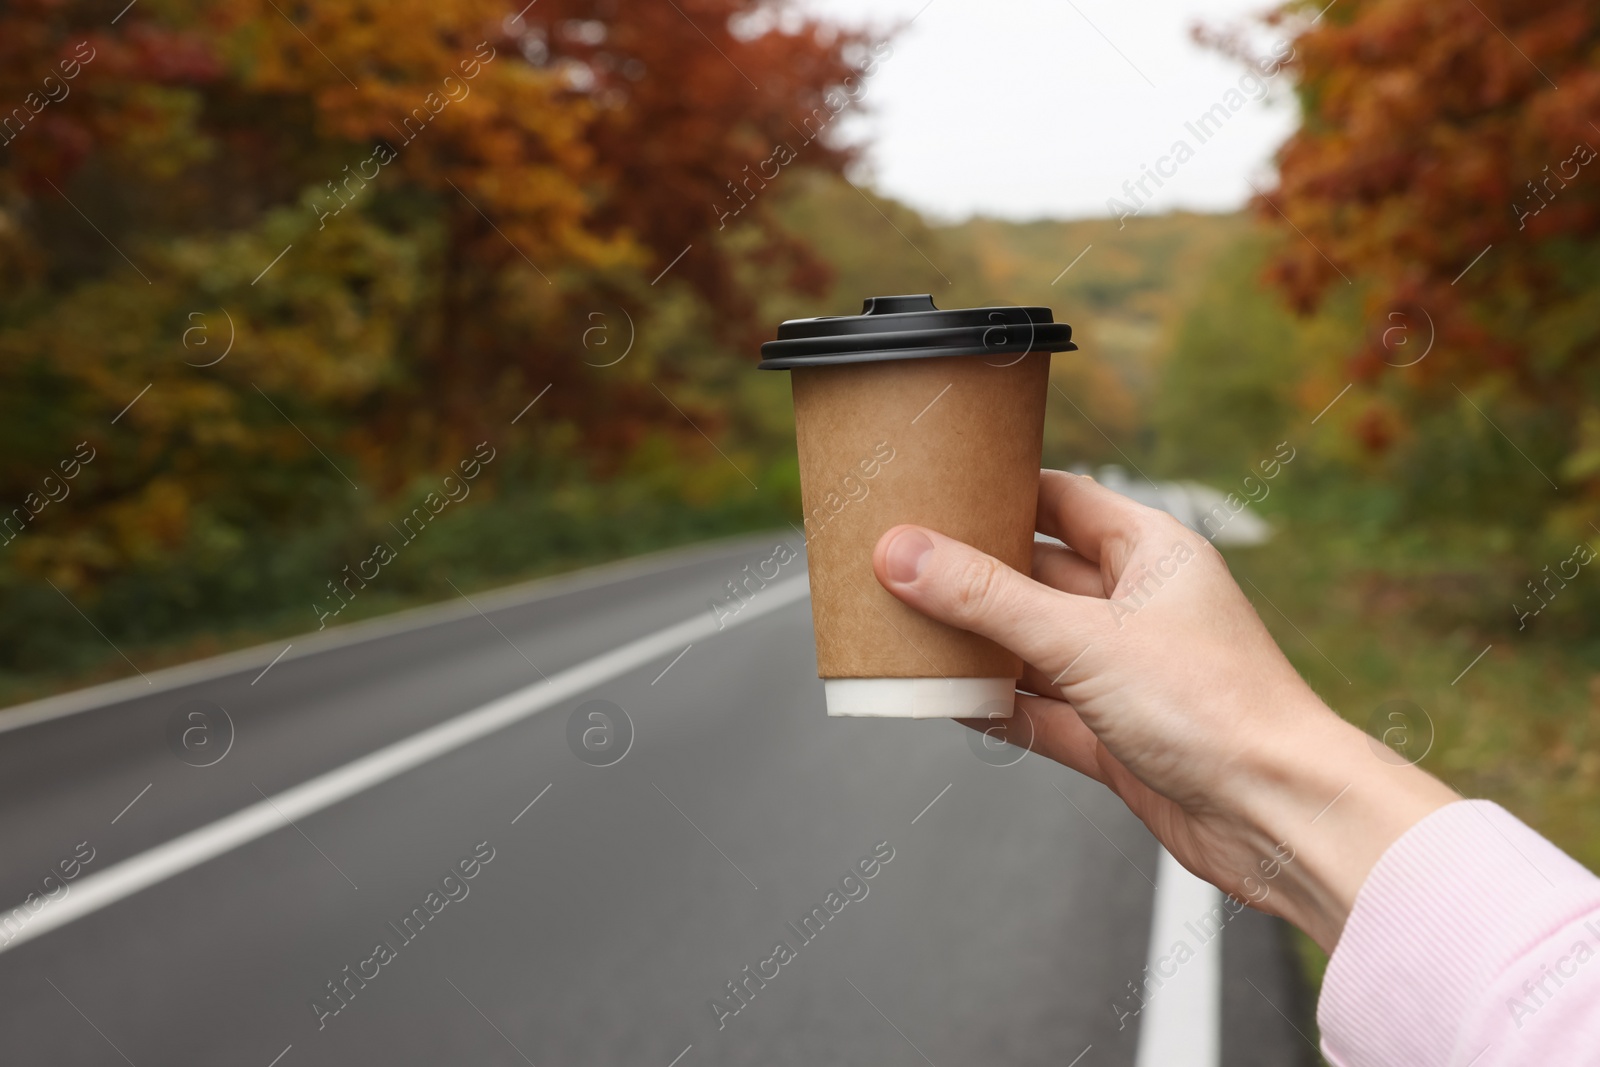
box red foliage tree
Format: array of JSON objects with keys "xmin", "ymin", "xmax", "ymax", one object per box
[{"xmin": 1253, "ymin": 0, "xmax": 1600, "ymax": 529}]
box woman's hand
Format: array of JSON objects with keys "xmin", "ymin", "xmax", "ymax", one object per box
[{"xmin": 872, "ymin": 469, "xmax": 1456, "ymax": 951}]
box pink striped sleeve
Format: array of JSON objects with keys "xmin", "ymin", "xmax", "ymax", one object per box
[{"xmin": 1318, "ymin": 800, "xmax": 1600, "ymax": 1067}]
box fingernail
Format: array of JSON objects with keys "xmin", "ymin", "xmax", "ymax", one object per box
[{"xmin": 884, "ymin": 528, "xmax": 934, "ymax": 583}]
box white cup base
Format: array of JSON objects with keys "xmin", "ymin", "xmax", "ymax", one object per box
[{"xmin": 823, "ymin": 677, "xmax": 1016, "ymax": 719}]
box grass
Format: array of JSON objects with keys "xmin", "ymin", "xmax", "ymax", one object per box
[{"xmin": 1228, "ymin": 530, "xmax": 1600, "ymax": 871}]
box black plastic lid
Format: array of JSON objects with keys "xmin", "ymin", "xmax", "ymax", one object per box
[{"xmin": 758, "ymin": 294, "xmax": 1076, "ymax": 370}]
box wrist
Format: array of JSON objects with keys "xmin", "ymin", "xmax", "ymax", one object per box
[{"xmin": 1233, "ymin": 697, "xmax": 1458, "ymax": 952}]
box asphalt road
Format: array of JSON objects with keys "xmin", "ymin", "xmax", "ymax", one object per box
[{"xmin": 0, "ymin": 534, "xmax": 1313, "ymax": 1066}]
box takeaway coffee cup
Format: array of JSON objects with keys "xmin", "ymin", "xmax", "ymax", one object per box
[{"xmin": 760, "ymin": 294, "xmax": 1076, "ymax": 717}]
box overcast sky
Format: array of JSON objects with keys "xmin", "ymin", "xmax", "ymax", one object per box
[{"xmin": 795, "ymin": 0, "xmax": 1300, "ymax": 222}]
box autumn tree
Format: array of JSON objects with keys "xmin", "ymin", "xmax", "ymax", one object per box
[
  {"xmin": 0, "ymin": 0, "xmax": 882, "ymax": 672},
  {"xmin": 1250, "ymin": 0, "xmax": 1600, "ymax": 547},
  {"xmin": 0, "ymin": 0, "xmax": 869, "ymax": 596}
]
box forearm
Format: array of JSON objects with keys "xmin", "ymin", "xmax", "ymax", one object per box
[{"xmin": 1234, "ymin": 702, "xmax": 1458, "ymax": 952}]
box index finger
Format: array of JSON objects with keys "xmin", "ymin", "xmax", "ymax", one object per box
[{"xmin": 1036, "ymin": 469, "xmax": 1164, "ymax": 566}]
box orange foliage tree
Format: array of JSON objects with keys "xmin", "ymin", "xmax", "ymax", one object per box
[
  {"xmin": 0, "ymin": 0, "xmax": 869, "ymax": 600},
  {"xmin": 1253, "ymin": 0, "xmax": 1600, "ymax": 541}
]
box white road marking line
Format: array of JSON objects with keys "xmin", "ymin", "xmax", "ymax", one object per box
[
  {"xmin": 666, "ymin": 1045, "xmax": 693, "ymax": 1067},
  {"xmin": 266, "ymin": 1044, "xmax": 293, "ymax": 1067},
  {"xmin": 1134, "ymin": 848, "xmax": 1221, "ymax": 1067},
  {"xmin": 0, "ymin": 576, "xmax": 809, "ymax": 955},
  {"xmin": 0, "ymin": 536, "xmax": 779, "ymax": 736}
]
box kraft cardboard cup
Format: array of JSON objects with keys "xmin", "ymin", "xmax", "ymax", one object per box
[{"xmin": 759, "ymin": 294, "xmax": 1077, "ymax": 718}]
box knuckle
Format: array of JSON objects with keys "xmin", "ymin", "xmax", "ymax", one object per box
[
  {"xmin": 1145, "ymin": 512, "xmax": 1212, "ymax": 557},
  {"xmin": 1142, "ymin": 508, "xmax": 1184, "ymax": 537},
  {"xmin": 949, "ymin": 553, "xmax": 1008, "ymax": 619},
  {"xmin": 1188, "ymin": 529, "xmax": 1225, "ymax": 566}
]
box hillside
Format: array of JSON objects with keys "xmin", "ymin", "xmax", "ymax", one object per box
[{"xmin": 769, "ymin": 171, "xmax": 1250, "ymax": 470}]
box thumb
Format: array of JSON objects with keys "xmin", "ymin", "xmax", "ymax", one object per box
[{"xmin": 872, "ymin": 525, "xmax": 1100, "ymax": 677}]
